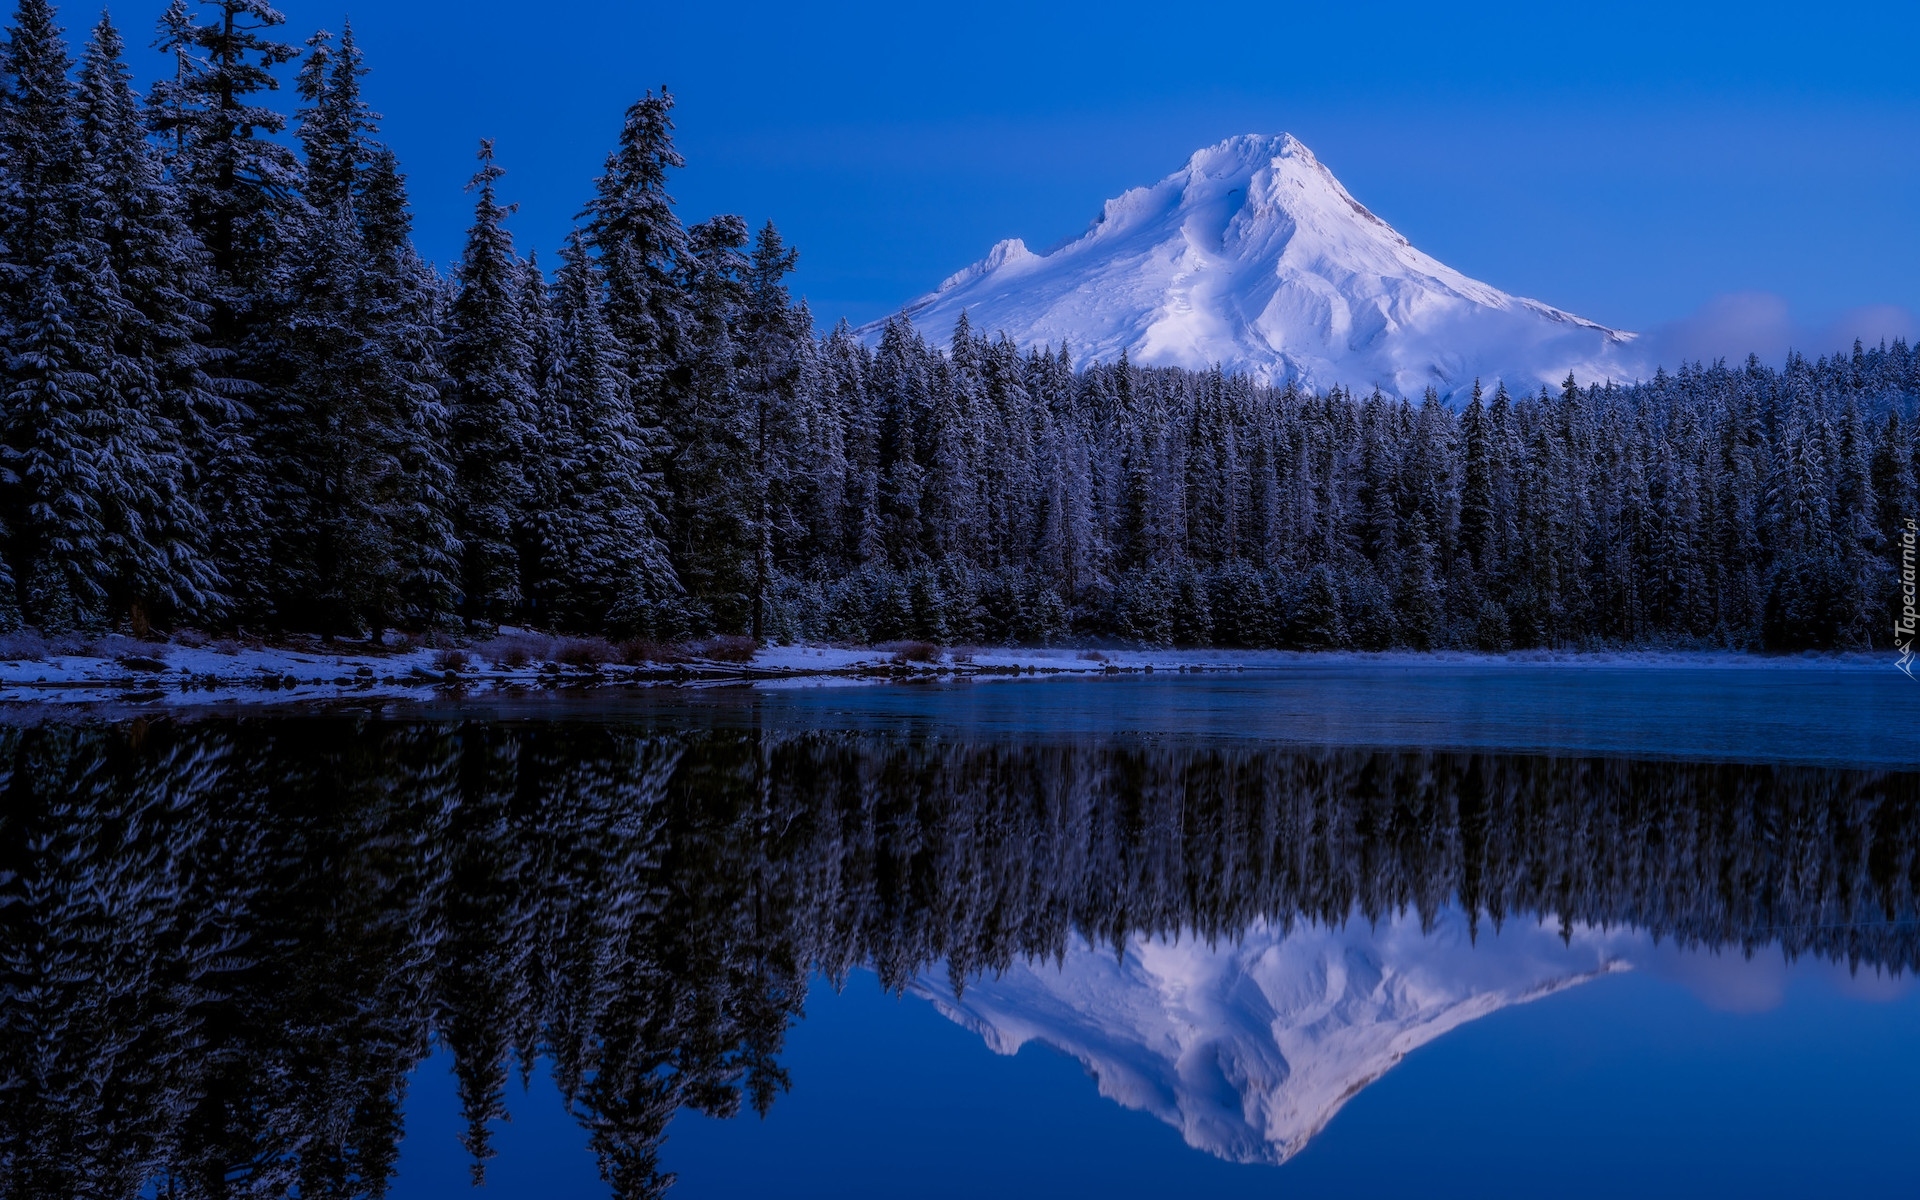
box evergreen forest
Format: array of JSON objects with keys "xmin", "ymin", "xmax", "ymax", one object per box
[
  {"xmin": 3, "ymin": 716, "xmax": 1917, "ymax": 1199},
  {"xmin": 2, "ymin": 1, "xmax": 1917, "ymax": 651}
]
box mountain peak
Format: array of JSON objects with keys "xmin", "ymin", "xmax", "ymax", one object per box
[
  {"xmin": 937, "ymin": 236, "xmax": 1037, "ymax": 293},
  {"xmin": 877, "ymin": 134, "xmax": 1636, "ymax": 398},
  {"xmin": 1186, "ymin": 131, "xmax": 1316, "ymax": 174}
]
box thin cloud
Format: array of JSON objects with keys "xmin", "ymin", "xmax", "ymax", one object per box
[{"xmin": 1632, "ymin": 292, "xmax": 1920, "ymax": 371}]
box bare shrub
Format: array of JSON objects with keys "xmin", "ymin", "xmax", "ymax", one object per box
[
  {"xmin": 0, "ymin": 631, "xmax": 48, "ymax": 661},
  {"xmin": 617, "ymin": 639, "xmax": 687, "ymax": 666},
  {"xmin": 555, "ymin": 638, "xmax": 615, "ymax": 667},
  {"xmin": 1078, "ymin": 650, "xmax": 1111, "ymax": 663},
  {"xmin": 173, "ymin": 628, "xmax": 211, "ymax": 649},
  {"xmin": 695, "ymin": 636, "xmax": 757, "ymax": 664},
  {"xmin": 34, "ymin": 631, "xmax": 104, "ymax": 657},
  {"xmin": 96, "ymin": 635, "xmax": 169, "ymax": 670},
  {"xmin": 432, "ymin": 649, "xmax": 471, "ymax": 672},
  {"xmin": 211, "ymin": 639, "xmax": 242, "ymax": 657},
  {"xmin": 481, "ymin": 633, "xmax": 551, "ymax": 669},
  {"xmin": 885, "ymin": 641, "xmax": 942, "ymax": 664}
]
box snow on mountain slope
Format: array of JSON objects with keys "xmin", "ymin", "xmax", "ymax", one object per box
[
  {"xmin": 911, "ymin": 911, "xmax": 1637, "ymax": 1165},
  {"xmin": 875, "ymin": 134, "xmax": 1638, "ymax": 398}
]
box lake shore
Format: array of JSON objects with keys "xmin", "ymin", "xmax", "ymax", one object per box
[{"xmin": 0, "ymin": 634, "xmax": 1897, "ymax": 707}]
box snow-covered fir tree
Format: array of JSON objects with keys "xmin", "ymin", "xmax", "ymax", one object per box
[
  {"xmin": 147, "ymin": 0, "xmax": 301, "ymax": 623},
  {"xmin": 525, "ymin": 230, "xmax": 675, "ymax": 633},
  {"xmin": 273, "ymin": 22, "xmax": 458, "ymax": 633},
  {"xmin": 669, "ymin": 213, "xmax": 754, "ymax": 632},
  {"xmin": 583, "ymin": 88, "xmax": 685, "ymax": 424},
  {"xmin": 445, "ymin": 140, "xmax": 534, "ymax": 629},
  {"xmin": 71, "ymin": 14, "xmax": 221, "ymax": 626},
  {"xmin": 0, "ymin": 0, "xmax": 94, "ymax": 630}
]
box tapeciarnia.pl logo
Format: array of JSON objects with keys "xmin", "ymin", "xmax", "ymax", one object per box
[{"xmin": 1899, "ymin": 517, "xmax": 1917, "ymax": 679}]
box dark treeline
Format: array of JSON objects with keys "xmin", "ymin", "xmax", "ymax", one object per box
[
  {"xmin": 3, "ymin": 716, "xmax": 1916, "ymax": 1199},
  {"xmin": 2, "ymin": 2, "xmax": 1917, "ymax": 650}
]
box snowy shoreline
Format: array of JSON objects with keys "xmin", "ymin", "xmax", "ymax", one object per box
[{"xmin": 0, "ymin": 636, "xmax": 1894, "ymax": 708}]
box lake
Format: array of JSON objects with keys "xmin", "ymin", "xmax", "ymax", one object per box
[{"xmin": 3, "ymin": 664, "xmax": 1918, "ymax": 1199}]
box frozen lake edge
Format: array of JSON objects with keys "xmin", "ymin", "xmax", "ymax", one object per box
[{"xmin": 0, "ymin": 643, "xmax": 1912, "ymax": 769}]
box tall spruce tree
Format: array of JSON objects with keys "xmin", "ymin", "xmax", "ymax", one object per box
[
  {"xmin": 264, "ymin": 25, "xmax": 363, "ymax": 630},
  {"xmin": 527, "ymin": 230, "xmax": 676, "ymax": 633},
  {"xmin": 0, "ymin": 0, "xmax": 90, "ymax": 629},
  {"xmin": 446, "ymin": 140, "xmax": 535, "ymax": 628},
  {"xmin": 148, "ymin": 0, "xmax": 299, "ymax": 623},
  {"xmin": 361, "ymin": 153, "xmax": 463, "ymax": 631},
  {"xmin": 582, "ymin": 89, "xmax": 685, "ymax": 417},
  {"xmin": 272, "ymin": 23, "xmax": 459, "ymax": 633},
  {"xmin": 73, "ymin": 13, "xmax": 222, "ymax": 625},
  {"xmin": 670, "ymin": 214, "xmax": 752, "ymax": 631},
  {"xmin": 742, "ymin": 220, "xmax": 804, "ymax": 641},
  {"xmin": 148, "ymin": 0, "xmax": 298, "ymax": 289},
  {"xmin": 1457, "ymin": 381, "xmax": 1493, "ymax": 580},
  {"xmin": 0, "ymin": 2, "xmax": 213, "ymax": 632}
]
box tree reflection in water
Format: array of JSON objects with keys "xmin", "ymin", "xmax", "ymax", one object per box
[{"xmin": 1, "ymin": 716, "xmax": 1914, "ymax": 1198}]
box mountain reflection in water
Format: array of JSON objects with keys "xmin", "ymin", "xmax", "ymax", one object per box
[{"xmin": 1, "ymin": 713, "xmax": 1915, "ymax": 1199}]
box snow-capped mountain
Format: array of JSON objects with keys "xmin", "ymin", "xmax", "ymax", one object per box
[
  {"xmin": 876, "ymin": 134, "xmax": 1638, "ymax": 398},
  {"xmin": 912, "ymin": 911, "xmax": 1637, "ymax": 1165}
]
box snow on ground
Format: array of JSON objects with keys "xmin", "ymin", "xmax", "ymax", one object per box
[
  {"xmin": 0, "ymin": 632, "xmax": 1891, "ymax": 709},
  {"xmin": 911, "ymin": 645, "xmax": 1891, "ymax": 673},
  {"xmin": 0, "ymin": 637, "xmax": 527, "ymax": 706},
  {"xmin": 0, "ymin": 633, "xmax": 738, "ymax": 707}
]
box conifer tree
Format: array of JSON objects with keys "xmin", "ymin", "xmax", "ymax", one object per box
[
  {"xmin": 742, "ymin": 221, "xmax": 804, "ymax": 641},
  {"xmin": 1871, "ymin": 411, "xmax": 1914, "ymax": 563},
  {"xmin": 73, "ymin": 13, "xmax": 222, "ymax": 625},
  {"xmin": 871, "ymin": 316, "xmax": 927, "ymax": 564},
  {"xmin": 149, "ymin": 0, "xmax": 298, "ymax": 290},
  {"xmin": 0, "ymin": 0, "xmax": 89, "ymax": 629},
  {"xmin": 268, "ymin": 23, "xmax": 460, "ymax": 633},
  {"xmin": 0, "ymin": 0, "xmax": 72, "ymax": 285},
  {"xmin": 1458, "ymin": 381, "xmax": 1494, "ymax": 578},
  {"xmin": 361, "ymin": 150, "xmax": 463, "ymax": 630},
  {"xmin": 0, "ymin": 2, "xmax": 212, "ymax": 631},
  {"xmin": 529, "ymin": 231, "xmax": 676, "ymax": 633},
  {"xmin": 446, "ymin": 141, "xmax": 535, "ymax": 628},
  {"xmin": 668, "ymin": 213, "xmax": 753, "ymax": 631},
  {"xmin": 148, "ymin": 0, "xmax": 300, "ymax": 622},
  {"xmin": 6, "ymin": 271, "xmax": 100, "ymax": 630},
  {"xmin": 819, "ymin": 322, "xmax": 879, "ymax": 567},
  {"xmin": 582, "ymin": 89, "xmax": 685, "ymax": 413}
]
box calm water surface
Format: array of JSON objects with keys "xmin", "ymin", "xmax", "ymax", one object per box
[{"xmin": 4, "ymin": 666, "xmax": 1917, "ymax": 1199}]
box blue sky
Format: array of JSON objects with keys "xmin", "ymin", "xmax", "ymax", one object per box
[{"xmin": 111, "ymin": 0, "xmax": 1920, "ymax": 355}]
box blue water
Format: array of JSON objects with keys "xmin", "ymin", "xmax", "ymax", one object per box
[
  {"xmin": 429, "ymin": 661, "xmax": 1920, "ymax": 766},
  {"xmin": 390, "ymin": 954, "xmax": 1920, "ymax": 1199},
  {"xmin": 372, "ymin": 663, "xmax": 1920, "ymax": 1199}
]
